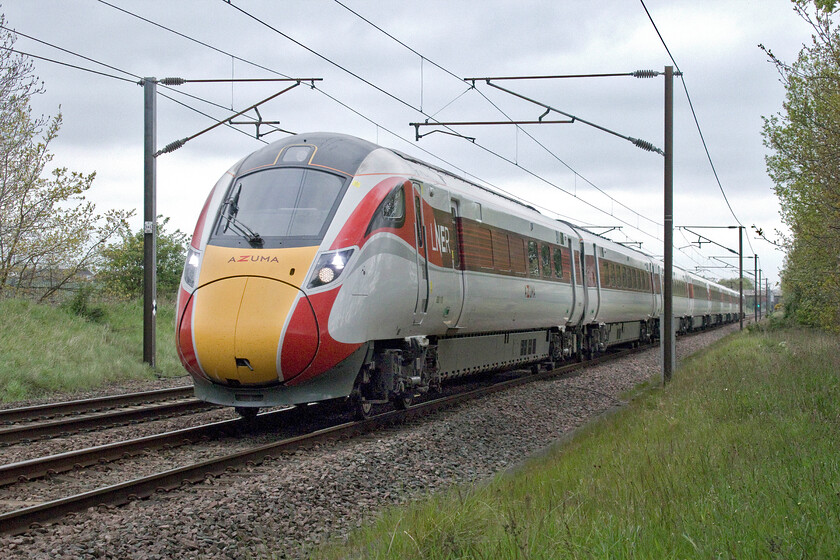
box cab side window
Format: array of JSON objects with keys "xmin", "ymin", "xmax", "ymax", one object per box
[{"xmin": 365, "ymin": 184, "xmax": 406, "ymax": 236}]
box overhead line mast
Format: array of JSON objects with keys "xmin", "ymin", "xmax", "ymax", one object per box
[
  {"xmin": 141, "ymin": 76, "xmax": 321, "ymax": 368},
  {"xmin": 414, "ymin": 69, "xmax": 677, "ymax": 383}
]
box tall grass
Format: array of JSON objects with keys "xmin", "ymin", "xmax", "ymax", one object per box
[
  {"xmin": 316, "ymin": 327, "xmax": 840, "ymax": 559},
  {"xmin": 0, "ymin": 297, "xmax": 186, "ymax": 402}
]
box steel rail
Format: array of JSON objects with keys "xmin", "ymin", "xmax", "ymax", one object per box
[
  {"xmin": 0, "ymin": 386, "xmax": 194, "ymax": 424},
  {"xmin": 0, "ymin": 347, "xmax": 636, "ymax": 536},
  {"xmin": 0, "ymin": 322, "xmax": 737, "ymax": 536},
  {"xmin": 0, "ymin": 399, "xmax": 216, "ymax": 445},
  {"xmin": 0, "ymin": 408, "xmax": 291, "ymax": 487}
]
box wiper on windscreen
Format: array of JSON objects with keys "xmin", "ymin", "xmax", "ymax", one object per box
[
  {"xmin": 227, "ymin": 215, "xmax": 265, "ymax": 248},
  {"xmin": 222, "ymin": 183, "xmax": 265, "ymax": 248},
  {"xmin": 222, "ymin": 183, "xmax": 243, "ymax": 234}
]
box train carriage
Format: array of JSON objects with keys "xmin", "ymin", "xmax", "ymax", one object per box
[{"xmin": 176, "ymin": 132, "xmax": 740, "ymax": 418}]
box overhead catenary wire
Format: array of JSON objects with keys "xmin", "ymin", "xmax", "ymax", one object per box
[
  {"xmin": 638, "ymin": 0, "xmax": 755, "ymax": 257},
  {"xmin": 330, "ymin": 0, "xmax": 665, "ymax": 233},
  {"xmin": 94, "ymin": 0, "xmax": 570, "ymax": 218},
  {"xmin": 92, "ymin": 0, "xmax": 650, "ymax": 238},
  {"xmin": 0, "ymin": 24, "xmax": 139, "ymax": 81},
  {"xmin": 2, "ymin": 25, "xmax": 298, "ymax": 143},
  {"xmin": 219, "ymin": 0, "xmax": 666, "ymax": 246},
  {"xmin": 77, "ymin": 0, "xmax": 648, "ymax": 243},
  {"xmin": 8, "ymin": 5, "xmax": 664, "ymax": 253},
  {"xmin": 0, "ymin": 46, "xmax": 136, "ymax": 83},
  {"xmin": 4, "ymin": 2, "xmax": 744, "ymax": 283},
  {"xmin": 34, "ymin": 2, "xmax": 666, "ymax": 251}
]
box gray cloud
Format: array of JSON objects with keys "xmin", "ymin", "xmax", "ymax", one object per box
[{"xmin": 2, "ymin": 0, "xmax": 810, "ymax": 285}]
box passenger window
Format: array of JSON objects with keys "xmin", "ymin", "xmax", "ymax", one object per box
[
  {"xmin": 553, "ymin": 248, "xmax": 563, "ymax": 278},
  {"xmin": 541, "ymin": 245, "xmax": 551, "ymax": 277},
  {"xmin": 528, "ymin": 241, "xmax": 539, "ymax": 276}
]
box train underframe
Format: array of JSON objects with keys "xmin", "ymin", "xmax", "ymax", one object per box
[
  {"xmin": 346, "ymin": 312, "xmax": 738, "ymax": 419},
  {"xmin": 217, "ymin": 313, "xmax": 739, "ymax": 420}
]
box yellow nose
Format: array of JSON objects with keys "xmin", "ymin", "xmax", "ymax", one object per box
[{"xmin": 192, "ymin": 276, "xmax": 317, "ymax": 386}]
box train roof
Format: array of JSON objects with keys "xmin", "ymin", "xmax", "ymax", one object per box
[
  {"xmin": 236, "ymin": 132, "xmax": 379, "ymax": 177},
  {"xmin": 232, "ymin": 132, "xmax": 739, "ymax": 296},
  {"xmin": 391, "ymin": 149, "xmax": 539, "ymax": 214}
]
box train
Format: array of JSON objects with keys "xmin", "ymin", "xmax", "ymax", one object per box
[{"xmin": 175, "ymin": 132, "xmax": 741, "ymax": 419}]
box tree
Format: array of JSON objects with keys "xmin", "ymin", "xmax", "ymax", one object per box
[
  {"xmin": 98, "ymin": 217, "xmax": 188, "ymax": 299},
  {"xmin": 717, "ymin": 277, "xmax": 754, "ymax": 291},
  {"xmin": 761, "ymin": 1, "xmax": 840, "ymax": 331},
  {"xmin": 0, "ymin": 15, "xmax": 130, "ymax": 301}
]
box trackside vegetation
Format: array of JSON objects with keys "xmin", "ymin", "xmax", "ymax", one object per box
[
  {"xmin": 315, "ymin": 325, "xmax": 840, "ymax": 559},
  {"xmin": 0, "ymin": 297, "xmax": 185, "ymax": 402},
  {"xmin": 762, "ymin": 1, "xmax": 840, "ymax": 331}
]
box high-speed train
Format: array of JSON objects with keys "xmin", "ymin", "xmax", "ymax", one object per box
[{"xmin": 175, "ymin": 132, "xmax": 740, "ymax": 419}]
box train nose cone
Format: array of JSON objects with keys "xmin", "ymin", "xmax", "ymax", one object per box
[{"xmin": 192, "ymin": 277, "xmax": 318, "ymax": 386}]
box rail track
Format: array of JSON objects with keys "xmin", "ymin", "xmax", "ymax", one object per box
[
  {"xmin": 0, "ymin": 389, "xmax": 217, "ymax": 445},
  {"xmin": 0, "ymin": 345, "xmax": 640, "ymax": 537},
  {"xmin": 0, "ymin": 386, "xmax": 194, "ymax": 423}
]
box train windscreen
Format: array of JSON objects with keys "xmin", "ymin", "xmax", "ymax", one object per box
[{"xmin": 212, "ymin": 167, "xmax": 347, "ymax": 248}]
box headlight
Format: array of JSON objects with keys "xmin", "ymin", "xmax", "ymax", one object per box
[
  {"xmin": 308, "ymin": 248, "xmax": 354, "ymax": 289},
  {"xmin": 183, "ymin": 247, "xmax": 202, "ymax": 289}
]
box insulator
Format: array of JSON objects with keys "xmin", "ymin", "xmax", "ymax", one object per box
[
  {"xmin": 157, "ymin": 138, "xmax": 187, "ymax": 156},
  {"xmin": 630, "ymin": 137, "xmax": 662, "ymax": 154},
  {"xmin": 159, "ymin": 77, "xmax": 186, "ymax": 86},
  {"xmin": 632, "ymin": 70, "xmax": 659, "ymax": 79}
]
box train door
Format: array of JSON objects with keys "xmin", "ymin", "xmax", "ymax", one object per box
[
  {"xmin": 650, "ymin": 264, "xmax": 660, "ymax": 318},
  {"xmin": 591, "ymin": 243, "xmax": 602, "ymax": 322},
  {"xmin": 568, "ymin": 238, "xmax": 585, "ymax": 324},
  {"xmin": 412, "ymin": 181, "xmax": 431, "ymax": 325},
  {"xmin": 687, "ymin": 278, "xmax": 695, "ymax": 318},
  {"xmin": 446, "ymin": 199, "xmax": 465, "ymax": 328},
  {"xmin": 578, "ymin": 240, "xmax": 590, "ymax": 322}
]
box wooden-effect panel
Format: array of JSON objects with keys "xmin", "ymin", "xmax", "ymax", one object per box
[{"xmin": 459, "ymin": 217, "xmax": 569, "ymax": 282}]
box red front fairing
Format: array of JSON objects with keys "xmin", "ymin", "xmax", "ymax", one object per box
[
  {"xmin": 278, "ymin": 295, "xmax": 320, "ymax": 382},
  {"xmin": 176, "ymin": 286, "xmax": 202, "ymax": 378},
  {"xmin": 284, "ymin": 287, "xmax": 362, "ymax": 386}
]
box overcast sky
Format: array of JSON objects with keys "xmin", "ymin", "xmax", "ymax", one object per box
[{"xmin": 3, "ymin": 0, "xmax": 816, "ymax": 287}]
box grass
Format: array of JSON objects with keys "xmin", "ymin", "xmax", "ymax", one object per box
[
  {"xmin": 0, "ymin": 297, "xmax": 187, "ymax": 402},
  {"xmin": 315, "ymin": 325, "xmax": 840, "ymax": 559}
]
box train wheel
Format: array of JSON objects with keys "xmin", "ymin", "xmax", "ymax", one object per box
[
  {"xmin": 235, "ymin": 406, "xmax": 259, "ymax": 420},
  {"xmin": 235, "ymin": 406, "xmax": 259, "ymax": 430},
  {"xmin": 392, "ymin": 393, "xmax": 413, "ymax": 410},
  {"xmin": 351, "ymin": 394, "xmax": 372, "ymax": 420}
]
